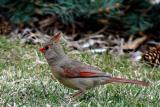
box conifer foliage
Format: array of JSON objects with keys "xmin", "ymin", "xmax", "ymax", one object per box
[{"xmin": 0, "ymin": 0, "xmax": 160, "ymax": 35}]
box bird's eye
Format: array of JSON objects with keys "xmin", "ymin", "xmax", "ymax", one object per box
[{"xmin": 44, "ymin": 45, "xmax": 49, "ymax": 50}]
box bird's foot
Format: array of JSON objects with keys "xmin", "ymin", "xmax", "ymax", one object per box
[{"xmin": 70, "ymin": 90, "xmax": 84, "ymax": 100}]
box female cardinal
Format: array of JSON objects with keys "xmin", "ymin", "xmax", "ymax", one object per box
[{"xmin": 39, "ymin": 33, "xmax": 149, "ymax": 98}]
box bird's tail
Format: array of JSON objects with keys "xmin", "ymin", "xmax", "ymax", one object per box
[{"xmin": 106, "ymin": 77, "xmax": 149, "ymax": 87}]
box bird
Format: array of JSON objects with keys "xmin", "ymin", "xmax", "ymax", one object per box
[{"xmin": 39, "ymin": 32, "xmax": 149, "ymax": 98}]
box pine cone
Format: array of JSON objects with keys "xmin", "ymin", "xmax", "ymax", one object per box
[
  {"xmin": 143, "ymin": 45, "xmax": 160, "ymax": 65},
  {"xmin": 0, "ymin": 18, "xmax": 12, "ymax": 35}
]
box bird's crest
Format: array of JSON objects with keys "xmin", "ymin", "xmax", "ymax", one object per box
[{"xmin": 52, "ymin": 32, "xmax": 61, "ymax": 43}]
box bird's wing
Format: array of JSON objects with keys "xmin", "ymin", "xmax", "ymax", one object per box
[{"xmin": 61, "ymin": 60, "xmax": 112, "ymax": 78}]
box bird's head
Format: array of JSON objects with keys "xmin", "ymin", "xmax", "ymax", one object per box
[{"xmin": 39, "ymin": 32, "xmax": 66, "ymax": 63}]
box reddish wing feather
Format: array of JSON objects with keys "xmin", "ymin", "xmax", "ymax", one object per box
[
  {"xmin": 63, "ymin": 68, "xmax": 78, "ymax": 77},
  {"xmin": 63, "ymin": 66, "xmax": 107, "ymax": 78},
  {"xmin": 79, "ymin": 71, "xmax": 97, "ymax": 77}
]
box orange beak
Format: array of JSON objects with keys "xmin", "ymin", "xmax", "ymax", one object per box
[{"xmin": 39, "ymin": 47, "xmax": 45, "ymax": 53}]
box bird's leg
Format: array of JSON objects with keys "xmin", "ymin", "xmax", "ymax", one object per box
[{"xmin": 71, "ymin": 90, "xmax": 85, "ymax": 99}]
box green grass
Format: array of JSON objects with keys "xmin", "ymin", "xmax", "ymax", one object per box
[{"xmin": 0, "ymin": 36, "xmax": 160, "ymax": 107}]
